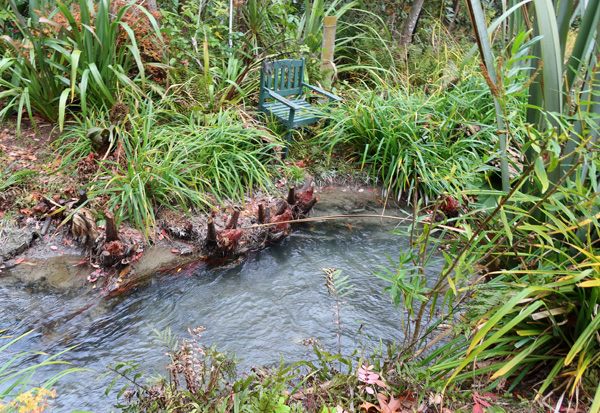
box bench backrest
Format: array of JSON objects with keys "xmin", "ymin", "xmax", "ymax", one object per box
[{"xmin": 259, "ymin": 58, "xmax": 305, "ymax": 105}]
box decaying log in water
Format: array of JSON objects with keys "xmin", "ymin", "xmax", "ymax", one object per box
[{"xmin": 62, "ymin": 178, "xmax": 318, "ymax": 297}]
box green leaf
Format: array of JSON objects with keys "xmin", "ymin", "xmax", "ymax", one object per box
[
  {"xmin": 565, "ymin": 312, "xmax": 600, "ymax": 365},
  {"xmin": 500, "ymin": 206, "xmax": 513, "ymax": 245},
  {"xmin": 534, "ymin": 156, "xmax": 549, "ymax": 192}
]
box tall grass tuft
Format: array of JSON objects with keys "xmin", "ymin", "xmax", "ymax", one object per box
[
  {"xmin": 55, "ymin": 104, "xmax": 283, "ymax": 235},
  {"xmin": 313, "ymin": 72, "xmax": 506, "ymax": 200}
]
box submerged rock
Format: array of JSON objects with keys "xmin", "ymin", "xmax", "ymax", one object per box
[{"xmin": 0, "ymin": 227, "xmax": 39, "ymax": 265}]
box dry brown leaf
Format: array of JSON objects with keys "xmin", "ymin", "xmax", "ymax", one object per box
[
  {"xmin": 377, "ymin": 393, "xmax": 404, "ymax": 413},
  {"xmin": 359, "ymin": 402, "xmax": 380, "ymax": 412}
]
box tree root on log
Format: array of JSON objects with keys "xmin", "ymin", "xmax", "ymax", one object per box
[{"xmin": 57, "ymin": 179, "xmax": 318, "ymax": 297}]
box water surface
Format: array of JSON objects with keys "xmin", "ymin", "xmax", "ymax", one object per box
[{"xmin": 1, "ymin": 203, "xmax": 443, "ymax": 412}]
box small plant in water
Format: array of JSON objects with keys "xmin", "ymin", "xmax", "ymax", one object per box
[{"xmin": 322, "ymin": 268, "xmax": 353, "ymax": 356}]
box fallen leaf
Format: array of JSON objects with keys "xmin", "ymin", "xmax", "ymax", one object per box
[
  {"xmin": 14, "ymin": 258, "xmax": 25, "ymax": 265},
  {"xmin": 472, "ymin": 404, "xmax": 483, "ymax": 413},
  {"xmin": 430, "ymin": 393, "xmax": 443, "ymax": 404},
  {"xmin": 359, "ymin": 402, "xmax": 380, "ymax": 413},
  {"xmin": 377, "ymin": 393, "xmax": 403, "ymax": 413}
]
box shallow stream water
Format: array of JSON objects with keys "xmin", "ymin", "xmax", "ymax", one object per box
[{"xmin": 0, "ymin": 194, "xmax": 444, "ymax": 412}]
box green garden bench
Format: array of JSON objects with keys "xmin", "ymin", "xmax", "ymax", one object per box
[{"xmin": 258, "ymin": 58, "xmax": 341, "ymax": 158}]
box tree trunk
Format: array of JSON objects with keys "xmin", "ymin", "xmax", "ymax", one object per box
[
  {"xmin": 448, "ymin": 0, "xmax": 461, "ymax": 31},
  {"xmin": 146, "ymin": 0, "xmax": 157, "ymax": 12},
  {"xmin": 400, "ymin": 0, "xmax": 427, "ymax": 51}
]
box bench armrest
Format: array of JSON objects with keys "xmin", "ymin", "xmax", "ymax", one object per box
[
  {"xmin": 301, "ymin": 82, "xmax": 342, "ymax": 101},
  {"xmin": 268, "ymin": 90, "xmax": 303, "ymax": 111}
]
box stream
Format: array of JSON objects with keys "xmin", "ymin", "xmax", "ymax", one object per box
[{"xmin": 0, "ymin": 192, "xmax": 444, "ymax": 412}]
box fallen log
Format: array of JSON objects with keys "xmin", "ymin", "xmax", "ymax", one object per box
[{"xmin": 62, "ymin": 178, "xmax": 319, "ymax": 297}]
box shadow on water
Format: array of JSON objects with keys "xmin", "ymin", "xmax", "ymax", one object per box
[{"xmin": 0, "ymin": 213, "xmax": 445, "ymax": 411}]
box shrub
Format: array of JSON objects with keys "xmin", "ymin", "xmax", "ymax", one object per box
[{"xmin": 0, "ymin": 0, "xmax": 162, "ymax": 132}]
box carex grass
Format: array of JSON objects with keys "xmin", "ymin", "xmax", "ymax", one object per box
[
  {"xmin": 312, "ymin": 70, "xmax": 506, "ymax": 201},
  {"xmin": 54, "ymin": 102, "xmax": 284, "ymax": 236}
]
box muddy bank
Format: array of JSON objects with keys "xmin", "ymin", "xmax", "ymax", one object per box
[{"xmin": 0, "ymin": 187, "xmax": 404, "ymax": 297}]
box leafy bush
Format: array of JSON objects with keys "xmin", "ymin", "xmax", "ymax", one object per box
[
  {"xmin": 0, "ymin": 0, "xmax": 162, "ymax": 132},
  {"xmin": 106, "ymin": 327, "xmax": 305, "ymax": 412},
  {"xmin": 376, "ymin": 114, "xmax": 600, "ymax": 407}
]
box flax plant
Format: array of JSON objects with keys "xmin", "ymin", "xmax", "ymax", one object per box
[{"xmin": 0, "ymin": 0, "xmax": 160, "ymax": 133}]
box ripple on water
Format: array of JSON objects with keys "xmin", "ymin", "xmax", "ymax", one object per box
[{"xmin": 0, "ymin": 219, "xmax": 445, "ymax": 411}]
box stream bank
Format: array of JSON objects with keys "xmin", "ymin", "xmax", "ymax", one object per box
[
  {"xmin": 1, "ymin": 187, "xmax": 404, "ymax": 295},
  {"xmin": 1, "ymin": 187, "xmax": 417, "ymax": 412}
]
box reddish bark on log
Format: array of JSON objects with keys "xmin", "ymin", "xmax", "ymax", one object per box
[
  {"xmin": 270, "ymin": 209, "xmax": 292, "ymax": 231},
  {"xmin": 105, "ymin": 240, "xmax": 124, "ymax": 256},
  {"xmin": 295, "ymin": 186, "xmax": 314, "ymax": 206},
  {"xmin": 218, "ymin": 229, "xmax": 244, "ymax": 252},
  {"xmin": 226, "ymin": 210, "xmax": 240, "ymax": 229}
]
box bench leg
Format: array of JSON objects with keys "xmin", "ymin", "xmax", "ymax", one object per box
[{"xmin": 283, "ymin": 129, "xmax": 293, "ymax": 159}]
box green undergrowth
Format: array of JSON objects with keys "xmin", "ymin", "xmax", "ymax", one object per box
[
  {"xmin": 53, "ymin": 103, "xmax": 285, "ymax": 234},
  {"xmin": 0, "ymin": 330, "xmax": 85, "ymax": 412},
  {"xmin": 310, "ymin": 65, "xmax": 524, "ymax": 200}
]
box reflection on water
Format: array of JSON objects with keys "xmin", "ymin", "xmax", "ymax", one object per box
[{"xmin": 0, "ymin": 218, "xmax": 443, "ymax": 412}]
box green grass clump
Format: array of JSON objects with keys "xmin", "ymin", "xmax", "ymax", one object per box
[
  {"xmin": 313, "ymin": 74, "xmax": 506, "ymax": 200},
  {"xmin": 55, "ymin": 104, "xmax": 283, "ymax": 234}
]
